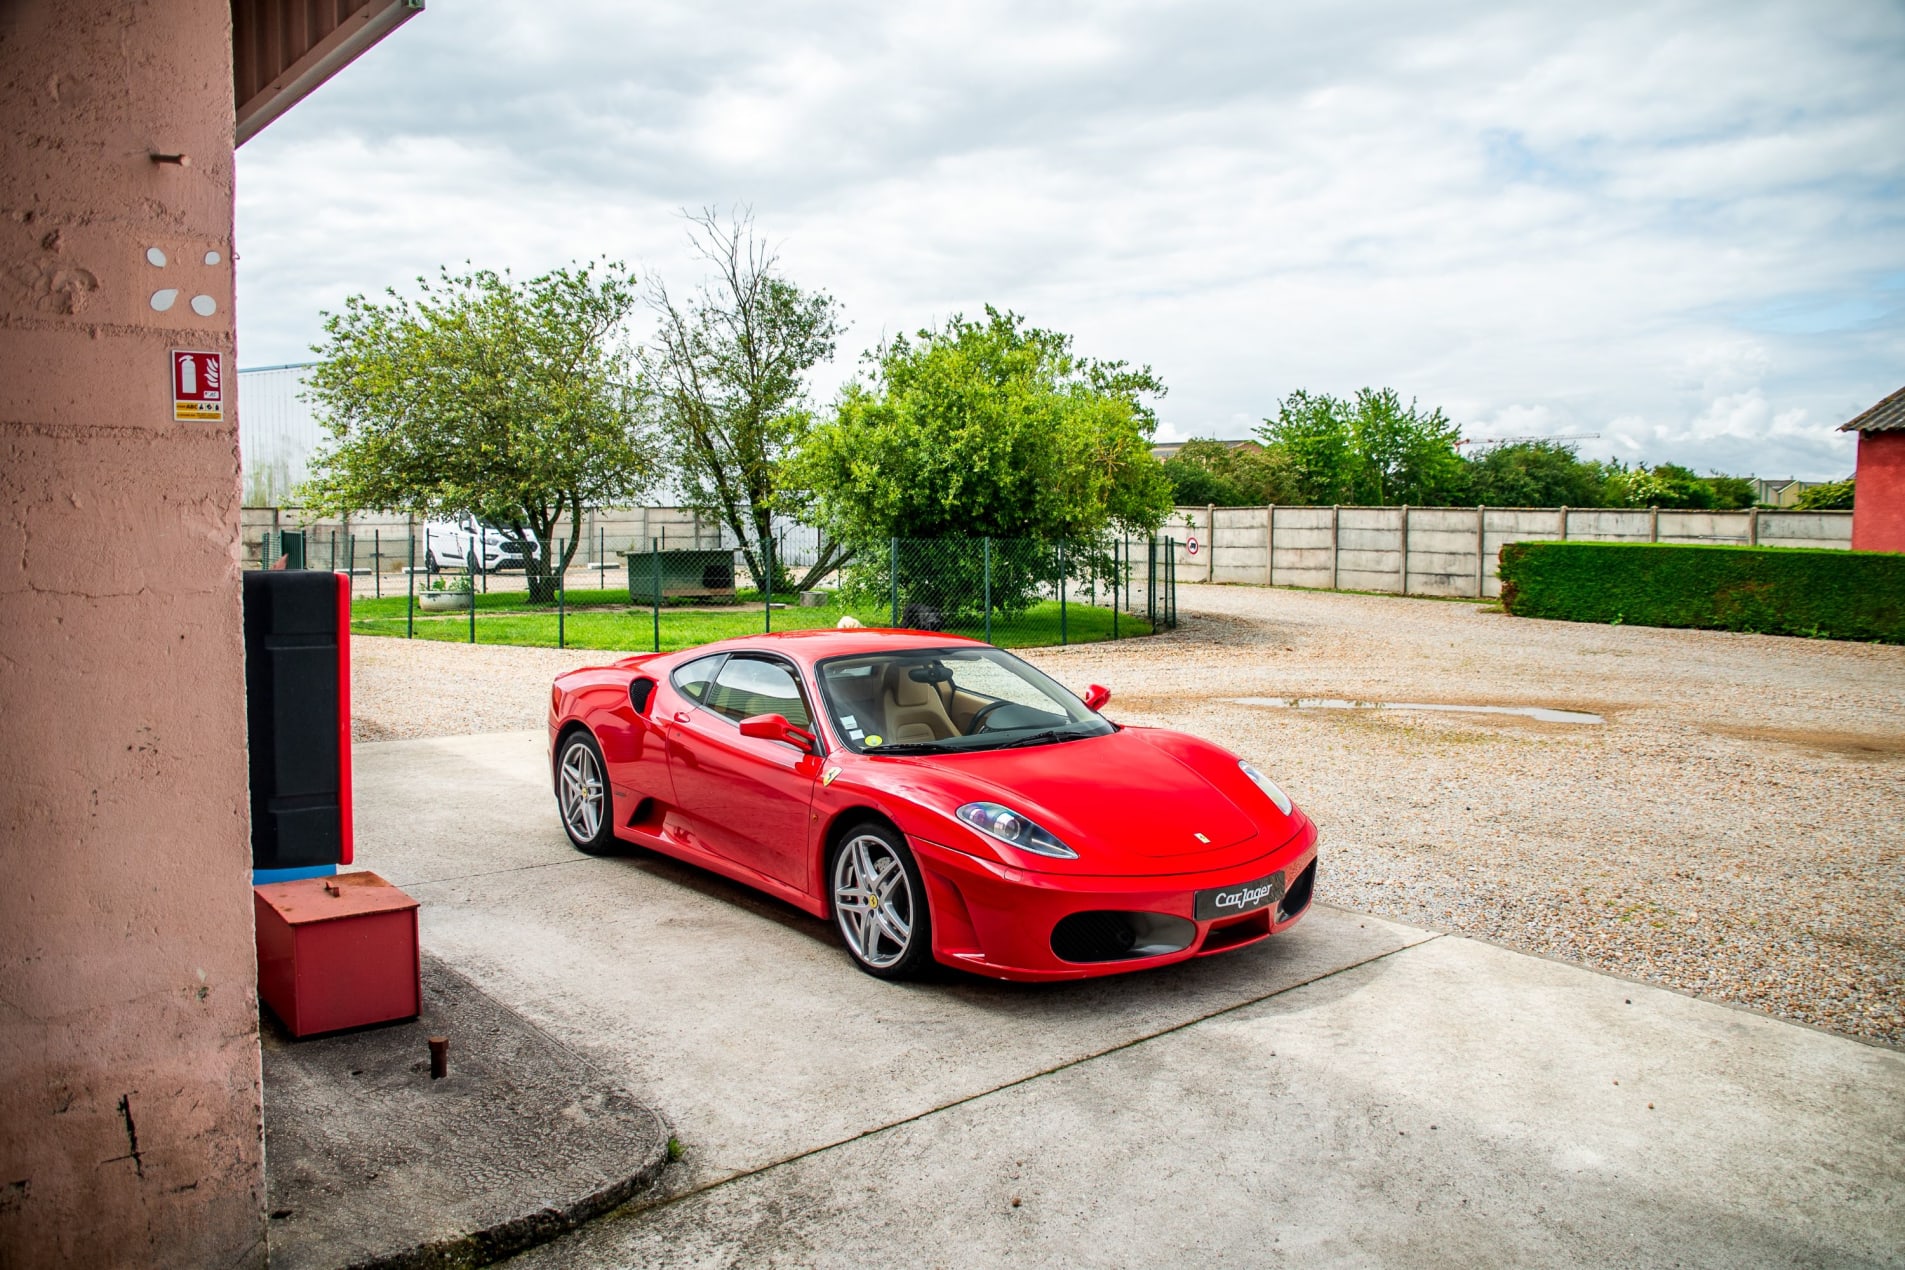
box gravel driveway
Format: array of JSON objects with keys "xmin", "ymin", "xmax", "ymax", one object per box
[{"xmin": 351, "ymin": 584, "xmax": 1905, "ymax": 1046}]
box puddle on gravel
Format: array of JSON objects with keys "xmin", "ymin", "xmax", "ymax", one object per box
[{"xmin": 1232, "ymin": 697, "xmax": 1605, "ymax": 725}]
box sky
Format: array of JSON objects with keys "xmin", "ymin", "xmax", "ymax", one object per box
[{"xmin": 235, "ymin": 0, "xmax": 1905, "ymax": 481}]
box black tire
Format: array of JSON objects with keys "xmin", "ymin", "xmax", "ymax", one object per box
[
  {"xmin": 424, "ymin": 549, "xmax": 440, "ymax": 574},
  {"xmin": 829, "ymin": 820, "xmax": 934, "ymax": 980},
  {"xmin": 555, "ymin": 730, "xmax": 617, "ymax": 855}
]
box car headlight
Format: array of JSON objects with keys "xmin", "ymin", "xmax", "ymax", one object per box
[
  {"xmin": 955, "ymin": 802, "xmax": 1077, "ymax": 859},
  {"xmin": 1239, "ymin": 761, "xmax": 1293, "ymax": 815}
]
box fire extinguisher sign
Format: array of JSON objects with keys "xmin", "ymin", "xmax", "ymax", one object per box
[{"xmin": 171, "ymin": 349, "xmax": 224, "ymax": 422}]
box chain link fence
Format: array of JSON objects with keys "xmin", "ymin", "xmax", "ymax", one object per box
[{"xmin": 257, "ymin": 531, "xmax": 1177, "ymax": 653}]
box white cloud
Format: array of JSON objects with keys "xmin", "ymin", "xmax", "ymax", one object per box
[{"xmin": 235, "ymin": 0, "xmax": 1902, "ymax": 480}]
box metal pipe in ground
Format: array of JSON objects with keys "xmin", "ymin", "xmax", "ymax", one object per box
[{"xmin": 429, "ymin": 1036, "xmax": 448, "ymax": 1080}]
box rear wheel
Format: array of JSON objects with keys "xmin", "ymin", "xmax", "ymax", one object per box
[
  {"xmin": 831, "ymin": 822, "xmax": 933, "ymax": 979},
  {"xmin": 556, "ymin": 731, "xmax": 616, "ymax": 855}
]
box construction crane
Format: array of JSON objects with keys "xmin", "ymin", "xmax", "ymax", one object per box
[{"xmin": 1455, "ymin": 432, "xmax": 1600, "ymax": 448}]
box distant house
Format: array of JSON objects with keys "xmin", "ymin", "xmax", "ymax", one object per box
[
  {"xmin": 1750, "ymin": 477, "xmax": 1830, "ymax": 508},
  {"xmin": 1839, "ymin": 386, "xmax": 1905, "ymax": 552},
  {"xmin": 1150, "ymin": 438, "xmax": 1263, "ymax": 463}
]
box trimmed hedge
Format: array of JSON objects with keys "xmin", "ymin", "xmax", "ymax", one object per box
[{"xmin": 1497, "ymin": 541, "xmax": 1905, "ymax": 643}]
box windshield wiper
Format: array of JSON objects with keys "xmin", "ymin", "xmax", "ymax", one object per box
[
  {"xmin": 862, "ymin": 741, "xmax": 947, "ymax": 755},
  {"xmin": 986, "ymin": 728, "xmax": 1088, "ymax": 750}
]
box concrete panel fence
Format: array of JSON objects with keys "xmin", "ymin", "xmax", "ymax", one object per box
[{"xmin": 1172, "ymin": 505, "xmax": 1853, "ymax": 599}]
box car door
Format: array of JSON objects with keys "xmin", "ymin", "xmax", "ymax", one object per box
[{"xmin": 664, "ymin": 652, "xmax": 822, "ymax": 893}]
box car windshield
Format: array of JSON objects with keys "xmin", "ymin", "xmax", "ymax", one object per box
[{"xmin": 815, "ymin": 647, "xmax": 1113, "ymax": 754}]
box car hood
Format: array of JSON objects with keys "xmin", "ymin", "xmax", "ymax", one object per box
[{"xmin": 893, "ymin": 726, "xmax": 1281, "ymax": 863}]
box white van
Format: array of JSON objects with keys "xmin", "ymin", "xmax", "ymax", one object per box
[{"xmin": 422, "ymin": 518, "xmax": 538, "ymax": 572}]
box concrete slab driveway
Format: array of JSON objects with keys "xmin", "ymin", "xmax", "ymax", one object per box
[{"xmin": 355, "ymin": 731, "xmax": 1905, "ymax": 1268}]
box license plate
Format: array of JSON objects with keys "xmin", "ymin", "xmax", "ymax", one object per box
[{"xmin": 1195, "ymin": 872, "xmax": 1286, "ymax": 922}]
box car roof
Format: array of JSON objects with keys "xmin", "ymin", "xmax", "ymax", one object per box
[{"xmin": 667, "ymin": 627, "xmax": 988, "ymax": 666}]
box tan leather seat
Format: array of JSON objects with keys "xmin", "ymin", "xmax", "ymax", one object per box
[{"xmin": 883, "ymin": 667, "xmax": 957, "ymax": 743}]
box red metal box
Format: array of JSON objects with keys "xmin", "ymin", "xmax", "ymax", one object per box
[{"xmin": 254, "ymin": 871, "xmax": 420, "ymax": 1038}]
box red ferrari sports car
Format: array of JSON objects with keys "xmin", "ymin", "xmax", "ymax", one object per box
[{"xmin": 548, "ymin": 629, "xmax": 1318, "ymax": 981}]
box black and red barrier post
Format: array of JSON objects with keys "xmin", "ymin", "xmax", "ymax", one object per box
[{"xmin": 243, "ymin": 569, "xmax": 353, "ymax": 884}]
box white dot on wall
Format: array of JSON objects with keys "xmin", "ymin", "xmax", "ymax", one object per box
[
  {"xmin": 146, "ymin": 247, "xmax": 167, "ymax": 267},
  {"xmin": 149, "ymin": 288, "xmax": 178, "ymax": 311},
  {"xmin": 204, "ymin": 250, "xmax": 221, "ymax": 265},
  {"xmin": 190, "ymin": 294, "xmax": 216, "ymax": 316}
]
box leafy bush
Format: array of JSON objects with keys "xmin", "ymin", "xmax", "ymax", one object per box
[
  {"xmin": 1498, "ymin": 542, "xmax": 1905, "ymax": 642},
  {"xmin": 1163, "ymin": 439, "xmax": 1295, "ymax": 507},
  {"xmin": 1793, "ymin": 478, "xmax": 1855, "ymax": 511}
]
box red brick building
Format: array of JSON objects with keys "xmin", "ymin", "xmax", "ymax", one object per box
[{"xmin": 1841, "ymin": 386, "xmax": 1905, "ymax": 553}]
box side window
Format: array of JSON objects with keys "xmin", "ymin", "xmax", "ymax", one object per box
[
  {"xmin": 704, "ymin": 657, "xmax": 812, "ymax": 728},
  {"xmin": 671, "ymin": 654, "xmax": 725, "ymax": 705}
]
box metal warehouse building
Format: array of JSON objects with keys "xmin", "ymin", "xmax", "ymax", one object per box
[{"xmin": 238, "ymin": 362, "xmax": 321, "ymax": 505}]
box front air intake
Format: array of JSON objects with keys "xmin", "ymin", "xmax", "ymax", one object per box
[
  {"xmin": 1051, "ymin": 911, "xmax": 1196, "ymax": 963},
  {"xmin": 1278, "ymin": 860, "xmax": 1316, "ymax": 921}
]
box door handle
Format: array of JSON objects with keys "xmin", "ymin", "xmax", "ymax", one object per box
[{"xmin": 673, "ymin": 711, "xmax": 691, "ymax": 724}]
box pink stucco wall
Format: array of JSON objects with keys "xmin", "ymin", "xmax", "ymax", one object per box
[
  {"xmin": 1851, "ymin": 431, "xmax": 1905, "ymax": 553},
  {"xmin": 0, "ymin": 2, "xmax": 266, "ymax": 1264}
]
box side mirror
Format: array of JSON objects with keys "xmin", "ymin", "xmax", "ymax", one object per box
[
  {"xmin": 1083, "ymin": 684, "xmax": 1111, "ymax": 712},
  {"xmin": 739, "ymin": 713, "xmax": 819, "ymax": 753}
]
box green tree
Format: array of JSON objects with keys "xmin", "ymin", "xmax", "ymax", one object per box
[
  {"xmin": 791, "ymin": 308, "xmax": 1173, "ymax": 616},
  {"xmin": 1606, "ymin": 462, "xmax": 1717, "ymax": 509},
  {"xmin": 1464, "ymin": 440, "xmax": 1608, "ymax": 507},
  {"xmin": 1347, "ymin": 387, "xmax": 1466, "ymax": 504},
  {"xmin": 1705, "ymin": 475, "xmax": 1758, "ymax": 510},
  {"xmin": 1257, "ymin": 390, "xmax": 1357, "ymax": 504},
  {"xmin": 648, "ymin": 211, "xmax": 845, "ymax": 592},
  {"xmin": 1162, "ymin": 439, "xmax": 1296, "ymax": 506},
  {"xmin": 302, "ymin": 262, "xmax": 657, "ymax": 601},
  {"xmin": 1792, "ymin": 478, "xmax": 1854, "ymax": 510},
  {"xmin": 1256, "ymin": 387, "xmax": 1465, "ymax": 504}
]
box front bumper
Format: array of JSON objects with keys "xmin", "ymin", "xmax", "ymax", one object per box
[{"xmin": 910, "ymin": 826, "xmax": 1319, "ymax": 982}]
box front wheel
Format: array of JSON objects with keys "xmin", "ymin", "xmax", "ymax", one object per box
[
  {"xmin": 555, "ymin": 731, "xmax": 616, "ymax": 855},
  {"xmin": 831, "ymin": 822, "xmax": 933, "ymax": 979}
]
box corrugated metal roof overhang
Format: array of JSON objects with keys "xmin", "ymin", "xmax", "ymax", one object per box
[
  {"xmin": 233, "ymin": 0, "xmax": 423, "ymax": 146},
  {"xmin": 1838, "ymin": 385, "xmax": 1905, "ymax": 433}
]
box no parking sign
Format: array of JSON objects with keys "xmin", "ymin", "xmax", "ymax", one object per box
[{"xmin": 1186, "ymin": 536, "xmax": 1200, "ymax": 556}]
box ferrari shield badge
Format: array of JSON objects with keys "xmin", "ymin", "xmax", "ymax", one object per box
[{"xmin": 822, "ymin": 767, "xmax": 841, "ymax": 787}]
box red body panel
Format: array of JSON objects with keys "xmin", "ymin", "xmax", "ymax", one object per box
[{"xmin": 550, "ymin": 630, "xmax": 1319, "ymax": 981}]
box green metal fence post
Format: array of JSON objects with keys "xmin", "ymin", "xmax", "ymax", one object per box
[
  {"xmin": 764, "ymin": 536, "xmax": 773, "ymax": 633},
  {"xmin": 406, "ymin": 532, "xmax": 415, "ymax": 639},
  {"xmin": 651, "ymin": 538, "xmax": 661, "ymax": 653},
  {"xmin": 1112, "ymin": 537, "xmax": 1119, "ymax": 640},
  {"xmin": 599, "ymin": 526, "xmax": 606, "ymax": 589},
  {"xmin": 373, "ymin": 529, "xmax": 381, "ymax": 599},
  {"xmin": 1148, "ymin": 537, "xmax": 1157, "ymax": 628},
  {"xmin": 983, "ymin": 538, "xmax": 993, "ymax": 645},
  {"xmin": 1059, "ymin": 540, "xmax": 1067, "ymax": 646},
  {"xmin": 557, "ymin": 537, "xmax": 566, "ymax": 649},
  {"xmin": 347, "ymin": 532, "xmax": 356, "ymax": 592},
  {"xmin": 890, "ymin": 537, "xmax": 900, "ymax": 627}
]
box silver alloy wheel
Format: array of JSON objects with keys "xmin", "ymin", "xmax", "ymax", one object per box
[
  {"xmin": 559, "ymin": 740, "xmax": 605, "ymax": 842},
  {"xmin": 833, "ymin": 832, "xmax": 915, "ymax": 969}
]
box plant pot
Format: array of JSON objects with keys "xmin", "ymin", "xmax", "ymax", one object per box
[{"xmin": 418, "ymin": 591, "xmax": 473, "ymax": 612}]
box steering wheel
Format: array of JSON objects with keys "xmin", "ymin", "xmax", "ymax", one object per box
[{"xmin": 967, "ymin": 701, "xmax": 1011, "ymax": 734}]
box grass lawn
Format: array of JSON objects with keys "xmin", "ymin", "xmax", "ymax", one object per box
[{"xmin": 350, "ymin": 591, "xmax": 1153, "ymax": 652}]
